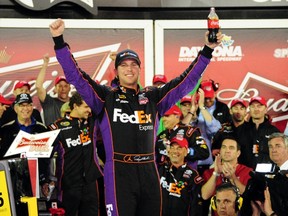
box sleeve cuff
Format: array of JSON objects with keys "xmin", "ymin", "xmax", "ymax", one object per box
[
  {"xmin": 53, "ymin": 35, "xmax": 66, "ymax": 50},
  {"xmin": 201, "ymin": 45, "xmax": 214, "ymax": 59}
]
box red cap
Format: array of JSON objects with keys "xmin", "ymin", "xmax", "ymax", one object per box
[
  {"xmin": 55, "ymin": 76, "xmax": 68, "ymax": 85},
  {"xmin": 14, "ymin": 81, "xmax": 31, "ymax": 91},
  {"xmin": 180, "ymin": 95, "xmax": 192, "ymax": 104},
  {"xmin": 164, "ymin": 105, "xmax": 182, "ymax": 117},
  {"xmin": 230, "ymin": 98, "xmax": 247, "ymax": 108},
  {"xmin": 201, "ymin": 80, "xmax": 215, "ymax": 98},
  {"xmin": 249, "ymin": 96, "xmax": 267, "ymax": 107},
  {"xmin": 153, "ymin": 74, "xmax": 167, "ymax": 84},
  {"xmin": 0, "ymin": 94, "xmax": 12, "ymax": 105},
  {"xmin": 170, "ymin": 137, "xmax": 188, "ymax": 149}
]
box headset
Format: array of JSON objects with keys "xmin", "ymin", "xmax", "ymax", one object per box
[{"xmin": 210, "ymin": 182, "xmax": 243, "ymax": 212}]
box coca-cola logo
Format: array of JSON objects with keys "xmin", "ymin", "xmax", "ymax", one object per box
[{"xmin": 208, "ymin": 20, "xmax": 219, "ymax": 28}]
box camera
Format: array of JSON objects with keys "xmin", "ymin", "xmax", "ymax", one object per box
[{"xmin": 244, "ymin": 163, "xmax": 276, "ymax": 202}]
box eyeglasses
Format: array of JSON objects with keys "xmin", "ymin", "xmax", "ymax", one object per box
[{"xmin": 17, "ymin": 103, "xmax": 33, "ymax": 108}]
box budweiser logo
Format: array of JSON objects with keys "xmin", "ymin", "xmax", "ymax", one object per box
[
  {"xmin": 217, "ymin": 72, "xmax": 288, "ymax": 130},
  {"xmin": 17, "ymin": 137, "xmax": 49, "ymax": 147},
  {"xmin": 17, "ymin": 137, "xmax": 50, "ymax": 152}
]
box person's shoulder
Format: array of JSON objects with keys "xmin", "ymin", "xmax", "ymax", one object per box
[
  {"xmin": 35, "ymin": 121, "xmax": 47, "ymax": 129},
  {"xmin": 237, "ymin": 164, "xmax": 253, "ymax": 172},
  {"xmin": 1, "ymin": 120, "xmax": 16, "ymax": 129},
  {"xmin": 215, "ymin": 99, "xmax": 229, "ymax": 109},
  {"xmin": 202, "ymin": 167, "xmax": 214, "ymax": 177}
]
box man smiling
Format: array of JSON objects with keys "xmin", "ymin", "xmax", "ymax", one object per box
[{"xmin": 158, "ymin": 137, "xmax": 204, "ymax": 216}]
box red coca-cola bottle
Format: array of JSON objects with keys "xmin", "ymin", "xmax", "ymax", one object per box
[{"xmin": 207, "ymin": 7, "xmax": 219, "ymax": 43}]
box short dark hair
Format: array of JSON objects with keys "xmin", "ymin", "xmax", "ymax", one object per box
[
  {"xmin": 216, "ymin": 182, "xmax": 239, "ymax": 197},
  {"xmin": 69, "ymin": 92, "xmax": 84, "ymax": 110},
  {"xmin": 221, "ymin": 136, "xmax": 241, "ymax": 151}
]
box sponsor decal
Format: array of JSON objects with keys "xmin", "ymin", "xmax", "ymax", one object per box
[
  {"xmin": 183, "ymin": 170, "xmax": 192, "ymax": 178},
  {"xmin": 65, "ymin": 132, "xmax": 91, "ymax": 147},
  {"xmin": 113, "ymin": 108, "xmax": 152, "ymax": 124},
  {"xmin": 60, "ymin": 121, "xmax": 70, "ymax": 127},
  {"xmin": 138, "ymin": 93, "xmax": 149, "ymax": 105},
  {"xmin": 106, "ymin": 204, "xmax": 113, "ymax": 216},
  {"xmin": 118, "ymin": 94, "xmax": 126, "ymax": 99}
]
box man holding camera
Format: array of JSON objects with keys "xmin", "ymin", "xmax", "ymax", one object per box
[{"xmin": 248, "ymin": 133, "xmax": 288, "ymax": 216}]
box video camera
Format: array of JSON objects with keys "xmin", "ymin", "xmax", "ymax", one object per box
[{"xmin": 244, "ymin": 163, "xmax": 276, "ymax": 202}]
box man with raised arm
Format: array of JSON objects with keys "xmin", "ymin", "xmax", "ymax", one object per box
[{"xmin": 49, "ymin": 18, "xmax": 223, "ymax": 216}]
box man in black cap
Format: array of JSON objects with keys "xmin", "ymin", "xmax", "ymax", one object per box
[
  {"xmin": 49, "ymin": 18, "xmax": 223, "ymax": 216},
  {"xmin": 1, "ymin": 80, "xmax": 43, "ymax": 125},
  {"xmin": 0, "ymin": 93, "xmax": 48, "ymax": 160}
]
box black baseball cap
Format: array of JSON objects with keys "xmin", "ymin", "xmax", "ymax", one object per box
[
  {"xmin": 115, "ymin": 49, "xmax": 141, "ymax": 68},
  {"xmin": 14, "ymin": 93, "xmax": 32, "ymax": 105}
]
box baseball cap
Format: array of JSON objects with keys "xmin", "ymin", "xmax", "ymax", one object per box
[
  {"xmin": 249, "ymin": 96, "xmax": 267, "ymax": 107},
  {"xmin": 14, "ymin": 93, "xmax": 32, "ymax": 105},
  {"xmin": 230, "ymin": 98, "xmax": 247, "ymax": 108},
  {"xmin": 170, "ymin": 137, "xmax": 188, "ymax": 149},
  {"xmin": 115, "ymin": 49, "xmax": 141, "ymax": 68},
  {"xmin": 55, "ymin": 76, "xmax": 68, "ymax": 85},
  {"xmin": 0, "ymin": 94, "xmax": 12, "ymax": 105},
  {"xmin": 180, "ymin": 95, "xmax": 192, "ymax": 104},
  {"xmin": 153, "ymin": 74, "xmax": 167, "ymax": 85},
  {"xmin": 201, "ymin": 80, "xmax": 215, "ymax": 98},
  {"xmin": 164, "ymin": 105, "xmax": 182, "ymax": 117},
  {"xmin": 14, "ymin": 81, "xmax": 31, "ymax": 91}
]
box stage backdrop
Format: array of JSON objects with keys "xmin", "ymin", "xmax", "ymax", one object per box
[
  {"xmin": 0, "ymin": 19, "xmax": 287, "ymax": 131},
  {"xmin": 155, "ymin": 19, "xmax": 288, "ymax": 132},
  {"xmin": 0, "ymin": 18, "xmax": 153, "ymax": 110}
]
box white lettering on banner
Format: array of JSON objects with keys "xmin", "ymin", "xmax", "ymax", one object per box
[
  {"xmin": 274, "ymin": 48, "xmax": 288, "ymax": 58},
  {"xmin": 106, "ymin": 204, "xmax": 113, "ymax": 216},
  {"xmin": 178, "ymin": 46, "xmax": 243, "ymax": 62},
  {"xmin": 113, "ymin": 108, "xmax": 152, "ymax": 124}
]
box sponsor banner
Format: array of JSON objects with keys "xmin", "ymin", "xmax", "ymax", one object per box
[
  {"xmin": 4, "ymin": 130, "xmax": 60, "ymax": 158},
  {"xmin": 155, "ymin": 20, "xmax": 288, "ymax": 132},
  {"xmin": 0, "ymin": 19, "xmax": 153, "ymax": 111}
]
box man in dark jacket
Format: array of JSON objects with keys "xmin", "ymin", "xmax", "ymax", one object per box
[
  {"xmin": 244, "ymin": 96, "xmax": 279, "ymax": 169},
  {"xmin": 48, "ymin": 92, "xmax": 103, "ymax": 216},
  {"xmin": 49, "ymin": 18, "xmax": 223, "ymax": 216},
  {"xmin": 0, "ymin": 93, "xmax": 47, "ymax": 160},
  {"xmin": 158, "ymin": 137, "xmax": 204, "ymax": 216},
  {"xmin": 0, "ymin": 93, "xmax": 50, "ymax": 203},
  {"xmin": 1, "ymin": 81, "xmax": 43, "ymax": 125},
  {"xmin": 211, "ymin": 98, "xmax": 252, "ymax": 167},
  {"xmin": 155, "ymin": 105, "xmax": 209, "ymax": 169}
]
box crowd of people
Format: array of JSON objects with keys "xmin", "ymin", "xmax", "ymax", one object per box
[{"xmin": 0, "ymin": 18, "xmax": 287, "ymax": 216}]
